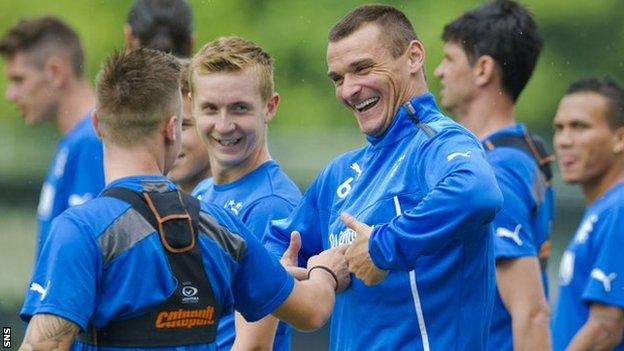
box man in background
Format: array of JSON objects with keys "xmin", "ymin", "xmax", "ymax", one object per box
[
  {"xmin": 125, "ymin": 0, "xmax": 193, "ymax": 58},
  {"xmin": 434, "ymin": 1, "xmax": 553, "ymax": 349},
  {"xmin": 189, "ymin": 36, "xmax": 302, "ymax": 351},
  {"xmin": 552, "ymin": 78, "xmax": 624, "ymax": 351},
  {"xmin": 167, "ymin": 60, "xmax": 210, "ymax": 193},
  {"xmin": 0, "ymin": 16, "xmax": 104, "ymax": 258}
]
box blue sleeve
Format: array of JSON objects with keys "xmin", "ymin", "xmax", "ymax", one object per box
[
  {"xmin": 488, "ymin": 149, "xmax": 538, "ymax": 259},
  {"xmin": 241, "ymin": 196, "xmax": 296, "ymax": 242},
  {"xmin": 369, "ymin": 129, "xmax": 502, "ymax": 270},
  {"xmin": 582, "ymin": 206, "xmax": 624, "ymax": 309},
  {"xmin": 230, "ymin": 220, "xmax": 295, "ymax": 322},
  {"xmin": 20, "ymin": 213, "xmax": 100, "ymax": 330},
  {"xmin": 61, "ymin": 137, "xmax": 105, "ymax": 207},
  {"xmin": 263, "ymin": 176, "xmax": 326, "ymax": 265}
]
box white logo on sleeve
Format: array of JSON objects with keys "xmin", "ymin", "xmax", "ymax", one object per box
[
  {"xmin": 496, "ymin": 224, "xmax": 523, "ymax": 246},
  {"xmin": 53, "ymin": 148, "xmax": 69, "ymax": 178},
  {"xmin": 559, "ymin": 251, "xmax": 575, "ymax": 286},
  {"xmin": 37, "ymin": 183, "xmax": 55, "ymax": 219},
  {"xmin": 68, "ymin": 193, "xmax": 93, "ymax": 207},
  {"xmin": 591, "ymin": 268, "xmax": 616, "ymax": 292},
  {"xmin": 350, "ymin": 163, "xmax": 363, "ymax": 179},
  {"xmin": 447, "ymin": 151, "xmax": 471, "ymax": 161},
  {"xmin": 574, "ymin": 214, "xmax": 598, "ymax": 244},
  {"xmin": 29, "ymin": 281, "xmax": 51, "ymax": 301}
]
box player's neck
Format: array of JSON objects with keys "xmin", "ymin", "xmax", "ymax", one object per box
[
  {"xmin": 179, "ymin": 168, "xmax": 211, "ymax": 194},
  {"xmin": 103, "ymin": 141, "xmax": 167, "ymax": 185},
  {"xmin": 55, "ymin": 78, "xmax": 95, "ymax": 135},
  {"xmin": 457, "ymin": 92, "xmax": 516, "ymax": 139},
  {"xmin": 582, "ymin": 162, "xmax": 624, "ymax": 204},
  {"xmin": 211, "ymin": 145, "xmax": 271, "ymax": 185}
]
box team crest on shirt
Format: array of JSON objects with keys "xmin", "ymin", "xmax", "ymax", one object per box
[
  {"xmin": 574, "ymin": 214, "xmax": 598, "ymax": 244},
  {"xmin": 224, "ymin": 200, "xmax": 243, "ymax": 215},
  {"xmin": 559, "ymin": 250, "xmax": 575, "ymax": 286}
]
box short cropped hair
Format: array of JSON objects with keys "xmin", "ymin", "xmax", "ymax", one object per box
[
  {"xmin": 127, "ymin": 0, "xmax": 193, "ymax": 58},
  {"xmin": 0, "ymin": 16, "xmax": 85, "ymax": 77},
  {"xmin": 328, "ymin": 4, "xmax": 418, "ymax": 58},
  {"xmin": 190, "ymin": 37, "xmax": 274, "ymax": 102},
  {"xmin": 96, "ymin": 48, "xmax": 181, "ymax": 146},
  {"xmin": 442, "ymin": 0, "xmax": 543, "ymax": 102},
  {"xmin": 565, "ymin": 77, "xmax": 624, "ymax": 129}
]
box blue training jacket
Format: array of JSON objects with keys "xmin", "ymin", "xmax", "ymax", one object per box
[{"xmin": 265, "ymin": 93, "xmax": 502, "ymax": 350}]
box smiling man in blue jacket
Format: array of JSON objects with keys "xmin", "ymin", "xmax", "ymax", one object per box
[{"xmin": 264, "ymin": 4, "xmax": 503, "ymax": 350}]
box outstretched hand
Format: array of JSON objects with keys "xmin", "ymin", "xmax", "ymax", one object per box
[
  {"xmin": 280, "ymin": 231, "xmax": 308, "ymax": 280},
  {"xmin": 307, "ymin": 244, "xmax": 351, "ymax": 292},
  {"xmin": 342, "ymin": 213, "xmax": 388, "ymax": 286}
]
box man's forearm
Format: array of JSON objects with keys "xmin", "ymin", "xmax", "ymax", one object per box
[
  {"xmin": 567, "ymin": 314, "xmax": 624, "ymax": 351},
  {"xmin": 511, "ymin": 306, "xmax": 551, "ymax": 351},
  {"xmin": 19, "ymin": 314, "xmax": 79, "ymax": 351}
]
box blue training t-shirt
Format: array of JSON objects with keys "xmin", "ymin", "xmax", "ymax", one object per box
[
  {"xmin": 36, "ymin": 114, "xmax": 104, "ymax": 257},
  {"xmin": 264, "ymin": 93, "xmax": 502, "ymax": 350},
  {"xmin": 193, "ymin": 160, "xmax": 301, "ymax": 351},
  {"xmin": 21, "ymin": 175, "xmax": 294, "ymax": 351},
  {"xmin": 483, "ymin": 124, "xmax": 555, "ymax": 351},
  {"xmin": 552, "ymin": 182, "xmax": 624, "ymax": 350}
]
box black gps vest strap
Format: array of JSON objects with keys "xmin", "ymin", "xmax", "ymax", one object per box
[
  {"xmin": 483, "ymin": 130, "xmax": 554, "ymax": 183},
  {"xmin": 77, "ymin": 187, "xmax": 220, "ymax": 348},
  {"xmin": 404, "ymin": 101, "xmax": 436, "ymax": 137}
]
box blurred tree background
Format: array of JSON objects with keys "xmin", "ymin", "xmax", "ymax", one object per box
[{"xmin": 1, "ymin": 0, "xmax": 623, "ymax": 348}]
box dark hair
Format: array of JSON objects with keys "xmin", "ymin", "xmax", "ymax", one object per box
[
  {"xmin": 565, "ymin": 77, "xmax": 624, "ymax": 129},
  {"xmin": 127, "ymin": 0, "xmax": 193, "ymax": 58},
  {"xmin": 442, "ymin": 0, "xmax": 542, "ymax": 102},
  {"xmin": 329, "ymin": 4, "xmax": 418, "ymax": 58},
  {"xmin": 0, "ymin": 16, "xmax": 85, "ymax": 77},
  {"xmin": 96, "ymin": 48, "xmax": 182, "ymax": 145}
]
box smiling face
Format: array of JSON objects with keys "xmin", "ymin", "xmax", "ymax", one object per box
[
  {"xmin": 167, "ymin": 93, "xmax": 211, "ymax": 190},
  {"xmin": 553, "ymin": 92, "xmax": 624, "ymax": 188},
  {"xmin": 4, "ymin": 52, "xmax": 59, "ymax": 125},
  {"xmin": 192, "ymin": 67, "xmax": 276, "ymax": 183},
  {"xmin": 434, "ymin": 42, "xmax": 477, "ymax": 117},
  {"xmin": 327, "ymin": 23, "xmax": 416, "ymax": 136}
]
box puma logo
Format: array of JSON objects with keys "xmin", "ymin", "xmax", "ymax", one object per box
[
  {"xmin": 30, "ymin": 281, "xmax": 51, "ymax": 301},
  {"xmin": 496, "ymin": 224, "xmax": 523, "ymax": 246},
  {"xmin": 447, "ymin": 151, "xmax": 471, "ymax": 161},
  {"xmin": 591, "ymin": 268, "xmax": 616, "ymax": 292},
  {"xmin": 350, "ymin": 163, "xmax": 363, "ymax": 179}
]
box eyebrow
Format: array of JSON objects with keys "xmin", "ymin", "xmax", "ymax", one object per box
[{"xmin": 328, "ymin": 58, "xmax": 376, "ymax": 80}]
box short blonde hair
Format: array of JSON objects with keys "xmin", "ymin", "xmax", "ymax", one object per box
[{"xmin": 189, "ymin": 36, "xmax": 274, "ymax": 101}]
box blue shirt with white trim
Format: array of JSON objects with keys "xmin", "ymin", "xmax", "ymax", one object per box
[
  {"xmin": 264, "ymin": 93, "xmax": 502, "ymax": 350},
  {"xmin": 193, "ymin": 160, "xmax": 301, "ymax": 351},
  {"xmin": 36, "ymin": 114, "xmax": 104, "ymax": 258},
  {"xmin": 483, "ymin": 124, "xmax": 554, "ymax": 351},
  {"xmin": 21, "ymin": 175, "xmax": 294, "ymax": 351},
  {"xmin": 552, "ymin": 182, "xmax": 624, "ymax": 350}
]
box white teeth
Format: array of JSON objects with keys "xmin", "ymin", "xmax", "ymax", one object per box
[
  {"xmin": 355, "ymin": 97, "xmax": 379, "ymax": 111},
  {"xmin": 218, "ymin": 138, "xmax": 240, "ymax": 146}
]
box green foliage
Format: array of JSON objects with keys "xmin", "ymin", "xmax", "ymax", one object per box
[{"xmin": 0, "ymin": 0, "xmax": 623, "ymax": 181}]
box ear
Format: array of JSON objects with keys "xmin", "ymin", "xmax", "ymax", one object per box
[
  {"xmin": 164, "ymin": 114, "xmax": 180, "ymax": 143},
  {"xmin": 406, "ymin": 39, "xmax": 425, "ymax": 74},
  {"xmin": 473, "ymin": 55, "xmax": 497, "ymax": 88},
  {"xmin": 124, "ymin": 24, "xmax": 140, "ymax": 49},
  {"xmin": 613, "ymin": 126, "xmax": 624, "ymax": 154},
  {"xmin": 264, "ymin": 92, "xmax": 280, "ymax": 124},
  {"xmin": 44, "ymin": 56, "xmax": 68, "ymax": 88},
  {"xmin": 92, "ymin": 111, "xmax": 104, "ymax": 139}
]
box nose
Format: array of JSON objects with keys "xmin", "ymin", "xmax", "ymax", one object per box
[
  {"xmin": 5, "ymin": 84, "xmax": 18, "ymax": 102},
  {"xmin": 214, "ymin": 110, "xmax": 235, "ymax": 134},
  {"xmin": 339, "ymin": 74, "xmax": 361, "ymax": 102},
  {"xmin": 433, "ymin": 62, "xmax": 444, "ymax": 78}
]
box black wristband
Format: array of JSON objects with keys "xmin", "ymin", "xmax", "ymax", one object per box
[{"xmin": 308, "ymin": 265, "xmax": 339, "ymax": 292}]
